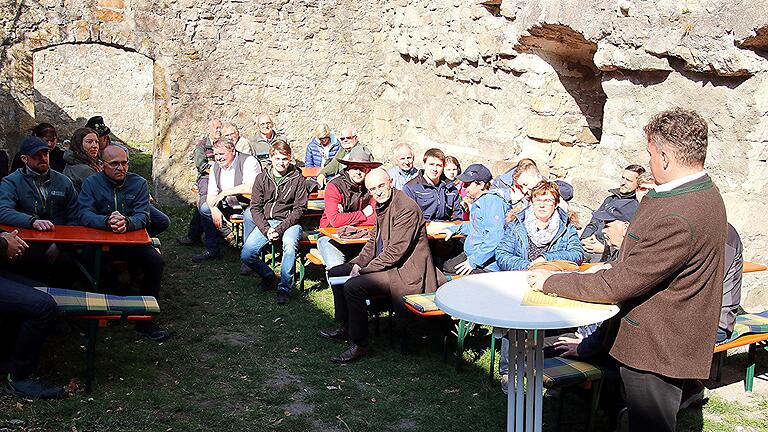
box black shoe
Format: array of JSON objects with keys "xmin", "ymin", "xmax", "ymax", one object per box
[
  {"xmin": 319, "ymin": 327, "xmax": 349, "ymax": 341},
  {"xmin": 191, "ymin": 250, "xmax": 220, "ymax": 263},
  {"xmin": 331, "ymin": 344, "xmax": 369, "ymax": 364},
  {"xmin": 239, "ymin": 263, "xmax": 254, "ymax": 276},
  {"xmin": 261, "ymin": 276, "xmax": 278, "ymax": 292},
  {"xmin": 5, "ymin": 377, "xmax": 65, "ymax": 399},
  {"xmin": 276, "ymin": 290, "xmax": 289, "ymax": 305},
  {"xmin": 135, "ymin": 322, "xmax": 172, "ymax": 342},
  {"xmin": 176, "ymin": 236, "xmax": 198, "ymax": 246}
]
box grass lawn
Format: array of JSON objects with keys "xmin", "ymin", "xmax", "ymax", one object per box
[{"xmin": 0, "ymin": 156, "xmax": 766, "ymax": 431}]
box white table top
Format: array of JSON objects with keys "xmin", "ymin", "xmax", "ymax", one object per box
[{"xmin": 434, "ymin": 271, "xmax": 620, "ymax": 330}]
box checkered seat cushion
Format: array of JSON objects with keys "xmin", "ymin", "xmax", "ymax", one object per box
[
  {"xmin": 403, "ymin": 293, "xmax": 441, "ymax": 313},
  {"xmin": 542, "ymin": 357, "xmax": 615, "ymax": 388},
  {"xmin": 719, "ymin": 311, "xmax": 768, "ymax": 345},
  {"xmin": 34, "ymin": 287, "xmax": 160, "ymax": 316}
]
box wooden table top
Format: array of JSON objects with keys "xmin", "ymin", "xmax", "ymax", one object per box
[
  {"xmin": 319, "ymin": 221, "xmax": 465, "ymax": 244},
  {"xmin": 0, "ymin": 224, "xmax": 151, "ymax": 245}
]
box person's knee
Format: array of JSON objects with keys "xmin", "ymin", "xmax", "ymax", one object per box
[
  {"xmin": 199, "ymin": 203, "xmax": 213, "ymax": 218},
  {"xmin": 35, "ymin": 294, "xmax": 58, "ymax": 322}
]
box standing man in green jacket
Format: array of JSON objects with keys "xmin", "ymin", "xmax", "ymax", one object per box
[{"xmin": 529, "ymin": 108, "xmax": 726, "ymax": 432}]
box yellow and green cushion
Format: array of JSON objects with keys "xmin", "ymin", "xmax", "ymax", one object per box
[
  {"xmin": 542, "ymin": 357, "xmax": 615, "ymax": 388},
  {"xmin": 403, "ymin": 293, "xmax": 442, "ymax": 313},
  {"xmin": 34, "ymin": 286, "xmax": 160, "ymax": 316}
]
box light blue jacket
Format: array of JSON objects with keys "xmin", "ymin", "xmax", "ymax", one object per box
[
  {"xmin": 495, "ymin": 207, "xmax": 584, "ymax": 271},
  {"xmin": 304, "ymin": 134, "xmax": 340, "ymax": 168},
  {"xmin": 447, "ymin": 190, "xmax": 510, "ymax": 271},
  {"xmin": 78, "ymin": 172, "xmax": 150, "ymax": 231}
]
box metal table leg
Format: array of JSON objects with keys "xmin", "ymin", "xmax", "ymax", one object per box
[{"xmin": 507, "ymin": 329, "xmax": 544, "ymax": 432}]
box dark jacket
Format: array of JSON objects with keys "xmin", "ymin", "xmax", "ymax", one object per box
[
  {"xmin": 350, "ymin": 188, "xmax": 443, "ymax": 304},
  {"xmin": 581, "ymin": 188, "xmax": 636, "ymax": 241},
  {"xmin": 78, "ymin": 172, "xmax": 150, "ymax": 231},
  {"xmin": 62, "ymin": 149, "xmax": 98, "ymax": 192},
  {"xmin": 193, "ymin": 136, "xmax": 215, "ymax": 179},
  {"xmin": 495, "ymin": 207, "xmax": 584, "ymax": 271},
  {"xmin": 0, "ymin": 167, "xmax": 79, "ymax": 227},
  {"xmin": 544, "ymin": 175, "xmax": 727, "ymax": 379},
  {"xmin": 402, "ymin": 173, "xmax": 464, "ymax": 221},
  {"xmin": 250, "ymin": 165, "xmax": 308, "ymax": 237}
]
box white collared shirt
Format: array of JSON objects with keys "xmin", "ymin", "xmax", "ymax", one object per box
[{"xmin": 654, "ymin": 170, "xmax": 707, "ymax": 192}]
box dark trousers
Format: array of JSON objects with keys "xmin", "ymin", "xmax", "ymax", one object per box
[
  {"xmin": 109, "ymin": 245, "xmax": 164, "ymax": 298},
  {"xmin": 147, "ymin": 205, "xmax": 171, "ymax": 237},
  {"xmin": 186, "ymin": 210, "xmax": 204, "ymax": 241},
  {"xmin": 328, "ymin": 263, "xmax": 391, "ymax": 347},
  {"xmin": 620, "ymin": 365, "xmax": 684, "ymax": 432},
  {"xmin": 0, "ymin": 276, "xmax": 57, "ymax": 380},
  {"xmin": 440, "ymin": 251, "xmax": 488, "ymax": 276}
]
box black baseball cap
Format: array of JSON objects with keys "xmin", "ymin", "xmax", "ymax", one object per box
[
  {"xmin": 457, "ymin": 163, "xmax": 492, "ymax": 183},
  {"xmin": 20, "ymin": 136, "xmax": 50, "ymax": 156},
  {"xmin": 592, "ymin": 199, "xmax": 639, "ymax": 223},
  {"xmin": 85, "ymin": 116, "xmax": 111, "ymax": 137}
]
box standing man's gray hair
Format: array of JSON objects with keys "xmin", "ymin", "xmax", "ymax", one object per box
[{"xmin": 643, "ymin": 108, "xmax": 708, "ymax": 167}]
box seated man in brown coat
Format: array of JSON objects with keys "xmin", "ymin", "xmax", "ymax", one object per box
[{"xmin": 321, "ymin": 168, "xmax": 442, "ymax": 364}]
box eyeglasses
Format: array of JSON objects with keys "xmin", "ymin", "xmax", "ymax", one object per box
[
  {"xmin": 104, "ymin": 160, "xmax": 129, "ymax": 168},
  {"xmin": 340, "ymin": 136, "xmax": 356, "ymax": 141},
  {"xmin": 532, "ymin": 198, "xmax": 556, "ymax": 205}
]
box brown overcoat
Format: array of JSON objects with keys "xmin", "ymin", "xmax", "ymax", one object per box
[
  {"xmin": 350, "ymin": 188, "xmax": 443, "ymax": 302},
  {"xmin": 543, "ymin": 175, "xmax": 726, "ymax": 379}
]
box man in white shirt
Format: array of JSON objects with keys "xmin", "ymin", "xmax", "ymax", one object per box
[{"xmin": 193, "ymin": 138, "xmax": 261, "ymax": 263}]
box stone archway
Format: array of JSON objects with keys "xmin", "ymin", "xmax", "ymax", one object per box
[{"xmin": 32, "ymin": 42, "xmax": 155, "ymax": 149}]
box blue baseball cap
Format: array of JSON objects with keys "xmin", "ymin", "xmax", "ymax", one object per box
[
  {"xmin": 592, "ymin": 199, "xmax": 639, "ymax": 223},
  {"xmin": 457, "ymin": 164, "xmax": 492, "ymax": 183},
  {"xmin": 20, "ymin": 136, "xmax": 50, "ymax": 156}
]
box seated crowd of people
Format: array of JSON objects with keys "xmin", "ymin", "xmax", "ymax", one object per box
[{"xmin": 0, "ymin": 109, "xmax": 745, "ymax": 432}]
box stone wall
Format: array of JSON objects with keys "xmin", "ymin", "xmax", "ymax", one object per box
[
  {"xmin": 1, "ymin": 0, "xmax": 767, "ymax": 308},
  {"xmin": 33, "ymin": 43, "xmax": 154, "ymax": 146}
]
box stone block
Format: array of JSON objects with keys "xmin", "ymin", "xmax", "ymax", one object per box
[
  {"xmin": 553, "ymin": 144, "xmax": 581, "ymax": 169},
  {"xmin": 95, "ymin": 9, "xmax": 124, "ymax": 22},
  {"xmin": 96, "ymin": 0, "xmax": 125, "ymax": 10},
  {"xmin": 527, "ymin": 116, "xmax": 560, "ymax": 142}
]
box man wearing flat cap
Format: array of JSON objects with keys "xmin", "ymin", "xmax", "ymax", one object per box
[{"xmin": 316, "ymin": 147, "xmax": 380, "ymax": 269}]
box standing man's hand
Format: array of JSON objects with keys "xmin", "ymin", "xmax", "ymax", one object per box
[
  {"xmin": 32, "ymin": 219, "xmax": 55, "ymax": 231},
  {"xmin": 2, "ymin": 230, "xmax": 28, "ymax": 259},
  {"xmin": 527, "ymin": 270, "xmax": 554, "ymax": 291}
]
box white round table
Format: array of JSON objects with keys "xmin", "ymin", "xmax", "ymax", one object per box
[{"xmin": 435, "ymin": 271, "xmax": 620, "ymax": 432}]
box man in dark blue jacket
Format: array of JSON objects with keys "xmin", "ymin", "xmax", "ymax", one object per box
[
  {"xmin": 78, "ymin": 145, "xmax": 170, "ymax": 342},
  {"xmin": 0, "ymin": 137, "xmax": 79, "ymax": 229},
  {"xmin": 402, "ymin": 148, "xmax": 463, "ymax": 221},
  {"xmin": 0, "ymin": 137, "xmax": 80, "ymax": 285}
]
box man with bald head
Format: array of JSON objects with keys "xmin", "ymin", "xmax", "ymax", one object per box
[
  {"xmin": 248, "ymin": 113, "xmax": 287, "ymax": 158},
  {"xmin": 387, "ymin": 143, "xmax": 418, "ymax": 189},
  {"xmin": 316, "ymin": 126, "xmax": 372, "ymax": 188},
  {"xmin": 322, "ymin": 168, "xmax": 442, "ymax": 364},
  {"xmin": 79, "ymin": 145, "xmax": 170, "ymax": 342}
]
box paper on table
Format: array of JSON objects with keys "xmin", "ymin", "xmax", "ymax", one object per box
[
  {"xmin": 426, "ymin": 221, "xmax": 464, "ymax": 235},
  {"xmin": 521, "ymin": 290, "xmax": 615, "ymax": 310}
]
